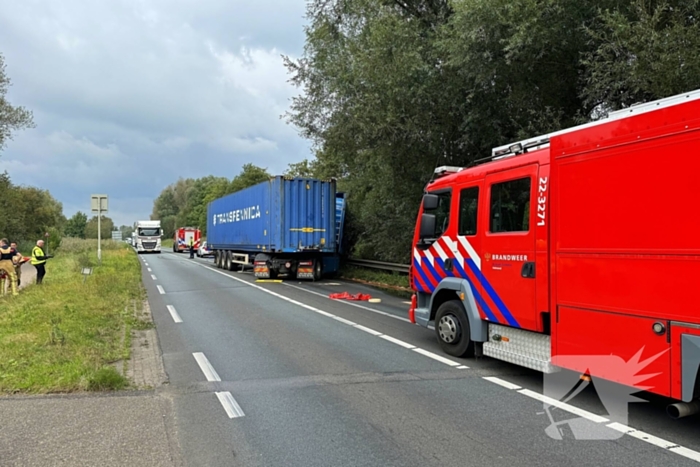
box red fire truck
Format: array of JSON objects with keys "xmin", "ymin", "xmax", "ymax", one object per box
[
  {"xmin": 173, "ymin": 227, "xmax": 201, "ymax": 253},
  {"xmin": 409, "ymin": 88, "xmax": 700, "ymax": 418}
]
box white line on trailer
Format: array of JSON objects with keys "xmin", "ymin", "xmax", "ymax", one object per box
[
  {"xmin": 166, "ymin": 305, "xmax": 182, "ymax": 323},
  {"xmin": 157, "ymin": 285, "xmax": 165, "ymax": 294},
  {"xmin": 193, "ymin": 352, "xmax": 221, "ymax": 382},
  {"xmin": 215, "ymin": 391, "xmax": 245, "ymax": 419}
]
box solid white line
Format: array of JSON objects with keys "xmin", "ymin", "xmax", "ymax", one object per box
[
  {"xmin": 283, "ymin": 282, "xmax": 411, "ymax": 323},
  {"xmin": 352, "ymin": 324, "xmax": 383, "ymax": 336},
  {"xmin": 147, "ymin": 268, "xmax": 152, "ymax": 272},
  {"xmin": 456, "ymin": 365, "xmax": 470, "ymax": 370},
  {"xmin": 151, "ymin": 274, "xmax": 157, "ymax": 280},
  {"xmin": 216, "ymin": 391, "xmax": 245, "ymax": 419},
  {"xmin": 518, "ymin": 388, "xmax": 609, "ymax": 423},
  {"xmin": 193, "ymin": 352, "xmax": 221, "ymax": 382},
  {"xmin": 607, "ymin": 423, "xmax": 700, "ymax": 461},
  {"xmin": 412, "ymin": 348, "xmax": 461, "ymax": 367},
  {"xmin": 157, "ymin": 285, "xmax": 165, "ymax": 295},
  {"xmin": 331, "ymin": 316, "xmax": 357, "ymax": 326},
  {"xmin": 379, "ymin": 335, "xmax": 416, "ymax": 349},
  {"xmin": 166, "ymin": 305, "xmax": 183, "ymax": 323},
  {"xmin": 483, "ymin": 376, "xmax": 521, "ymax": 390}
]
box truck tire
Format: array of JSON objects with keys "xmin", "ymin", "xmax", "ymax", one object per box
[
  {"xmin": 312, "ymin": 260, "xmax": 322, "ymax": 281},
  {"xmin": 435, "ymin": 300, "xmax": 474, "ymax": 358},
  {"xmin": 215, "ymin": 251, "xmax": 221, "ymax": 268},
  {"xmin": 227, "ymin": 252, "xmax": 235, "ymax": 271}
]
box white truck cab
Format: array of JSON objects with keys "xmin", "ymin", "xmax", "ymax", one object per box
[{"xmin": 135, "ymin": 220, "xmax": 162, "ymax": 254}]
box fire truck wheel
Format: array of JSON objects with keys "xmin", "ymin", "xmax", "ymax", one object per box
[{"xmin": 435, "ymin": 300, "xmax": 474, "ymax": 358}]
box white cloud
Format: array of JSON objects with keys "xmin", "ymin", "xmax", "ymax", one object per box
[{"xmin": 0, "ymin": 0, "xmax": 311, "ymax": 226}]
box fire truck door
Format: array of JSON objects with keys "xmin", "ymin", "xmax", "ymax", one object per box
[{"xmin": 482, "ymin": 164, "xmax": 538, "ymax": 331}]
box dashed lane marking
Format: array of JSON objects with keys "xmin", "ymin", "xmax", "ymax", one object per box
[
  {"xmin": 193, "ymin": 352, "xmax": 221, "ymax": 382},
  {"xmin": 151, "ymin": 274, "xmax": 157, "ymax": 280},
  {"xmin": 157, "ymin": 285, "xmax": 165, "ymax": 295},
  {"xmin": 216, "ymin": 391, "xmax": 245, "ymax": 419},
  {"xmin": 167, "ymin": 305, "xmax": 183, "ymax": 323}
]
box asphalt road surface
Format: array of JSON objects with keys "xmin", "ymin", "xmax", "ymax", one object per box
[{"xmin": 141, "ymin": 249, "xmax": 700, "ymax": 467}]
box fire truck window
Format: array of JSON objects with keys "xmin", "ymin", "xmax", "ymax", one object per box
[
  {"xmin": 458, "ymin": 187, "xmax": 479, "ymax": 236},
  {"xmin": 489, "ymin": 177, "xmax": 531, "ymax": 233},
  {"xmin": 424, "ymin": 191, "xmax": 451, "ymax": 237}
]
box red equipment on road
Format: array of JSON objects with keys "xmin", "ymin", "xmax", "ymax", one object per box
[{"xmin": 410, "ymin": 88, "xmax": 700, "ymax": 416}]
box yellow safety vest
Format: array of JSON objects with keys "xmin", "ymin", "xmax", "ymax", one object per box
[{"xmin": 31, "ymin": 246, "xmax": 46, "ymax": 265}]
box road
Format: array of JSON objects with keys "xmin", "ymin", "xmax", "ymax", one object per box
[{"xmin": 142, "ymin": 249, "xmax": 700, "ymax": 467}]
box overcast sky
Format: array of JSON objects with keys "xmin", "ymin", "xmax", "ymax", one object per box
[{"xmin": 0, "ymin": 0, "xmax": 311, "ymax": 226}]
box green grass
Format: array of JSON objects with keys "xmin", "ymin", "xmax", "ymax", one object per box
[
  {"xmin": 338, "ymin": 264, "xmax": 412, "ymax": 298},
  {"xmin": 161, "ymin": 239, "xmax": 173, "ymax": 248},
  {"xmin": 0, "ymin": 238, "xmax": 147, "ymax": 394}
]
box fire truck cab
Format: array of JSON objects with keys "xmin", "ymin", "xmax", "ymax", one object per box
[
  {"xmin": 174, "ymin": 227, "xmax": 201, "ymax": 253},
  {"xmin": 410, "ymin": 88, "xmax": 700, "ymax": 414}
]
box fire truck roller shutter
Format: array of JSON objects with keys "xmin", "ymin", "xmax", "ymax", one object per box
[{"xmin": 429, "ymin": 277, "xmax": 488, "ymax": 344}]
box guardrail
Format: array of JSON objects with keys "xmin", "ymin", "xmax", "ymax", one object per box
[{"xmin": 346, "ymin": 258, "xmax": 410, "ymax": 274}]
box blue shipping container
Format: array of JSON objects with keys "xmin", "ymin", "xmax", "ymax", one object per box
[{"xmin": 207, "ymin": 177, "xmax": 338, "ymax": 254}]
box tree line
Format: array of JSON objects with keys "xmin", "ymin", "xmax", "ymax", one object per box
[{"xmin": 280, "ymin": 0, "xmax": 700, "ymax": 263}]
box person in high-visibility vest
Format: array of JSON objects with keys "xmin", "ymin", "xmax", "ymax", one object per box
[
  {"xmin": 31, "ymin": 240, "xmax": 52, "ymax": 285},
  {"xmin": 189, "ymin": 237, "xmax": 195, "ymax": 259},
  {"xmin": 0, "ymin": 238, "xmax": 20, "ymax": 296}
]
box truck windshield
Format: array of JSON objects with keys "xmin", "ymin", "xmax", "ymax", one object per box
[
  {"xmin": 424, "ymin": 191, "xmax": 451, "ymax": 238},
  {"xmin": 138, "ymin": 228, "xmax": 160, "ymax": 236}
]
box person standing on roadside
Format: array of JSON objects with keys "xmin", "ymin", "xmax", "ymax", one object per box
[
  {"xmin": 31, "ymin": 240, "xmax": 52, "ymax": 285},
  {"xmin": 189, "ymin": 237, "xmax": 195, "ymax": 259},
  {"xmin": 0, "ymin": 238, "xmax": 20, "ymax": 296},
  {"xmin": 10, "ymin": 242, "xmax": 23, "ymax": 287}
]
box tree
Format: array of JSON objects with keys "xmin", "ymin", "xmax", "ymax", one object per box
[
  {"xmin": 0, "ymin": 53, "xmax": 34, "ymax": 154},
  {"xmin": 581, "ymin": 0, "xmax": 700, "ymax": 114},
  {"xmin": 65, "ymin": 211, "xmax": 88, "ymax": 238},
  {"xmin": 85, "ymin": 215, "xmax": 115, "ymax": 239}
]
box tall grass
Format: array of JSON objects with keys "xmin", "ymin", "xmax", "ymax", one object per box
[{"xmin": 0, "ymin": 239, "xmax": 145, "ymax": 393}]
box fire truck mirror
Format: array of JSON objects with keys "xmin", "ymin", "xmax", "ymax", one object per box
[
  {"xmin": 420, "ymin": 213, "xmax": 436, "ymax": 240},
  {"xmin": 423, "ymin": 193, "xmax": 439, "ymax": 210}
]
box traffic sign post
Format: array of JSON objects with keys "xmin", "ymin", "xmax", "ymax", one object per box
[{"xmin": 91, "ymin": 194, "xmax": 108, "ymax": 265}]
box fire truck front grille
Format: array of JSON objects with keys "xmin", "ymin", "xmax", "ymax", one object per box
[{"xmin": 142, "ymin": 241, "xmax": 157, "ymax": 250}]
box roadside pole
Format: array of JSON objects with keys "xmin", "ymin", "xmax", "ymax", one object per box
[{"xmin": 91, "ymin": 194, "xmax": 108, "ymax": 266}]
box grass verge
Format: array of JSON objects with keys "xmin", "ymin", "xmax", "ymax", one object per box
[
  {"xmin": 0, "ymin": 238, "xmax": 147, "ymax": 394},
  {"xmin": 338, "ymin": 264, "xmax": 413, "ymax": 299},
  {"xmin": 161, "ymin": 238, "xmax": 174, "ymax": 249}
]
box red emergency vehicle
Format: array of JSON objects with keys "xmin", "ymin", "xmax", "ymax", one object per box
[
  {"xmin": 409, "ymin": 88, "xmax": 700, "ymax": 418},
  {"xmin": 173, "ymin": 227, "xmax": 201, "ymax": 253}
]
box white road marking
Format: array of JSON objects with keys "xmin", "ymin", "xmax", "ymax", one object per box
[
  {"xmin": 517, "ymin": 388, "xmax": 609, "ymax": 423},
  {"xmin": 352, "ymin": 324, "xmax": 383, "ymax": 336},
  {"xmin": 412, "ymin": 348, "xmax": 461, "ymax": 367},
  {"xmin": 216, "ymin": 391, "xmax": 245, "ymax": 419},
  {"xmin": 157, "ymin": 285, "xmax": 165, "ymax": 295},
  {"xmin": 331, "ymin": 316, "xmax": 357, "ymax": 326},
  {"xmin": 166, "ymin": 305, "xmax": 183, "ymax": 323},
  {"xmin": 379, "ymin": 335, "xmax": 416, "ymax": 349},
  {"xmin": 483, "ymin": 376, "xmax": 521, "ymax": 390},
  {"xmin": 193, "ymin": 352, "xmax": 221, "ymax": 382},
  {"xmin": 456, "ymin": 365, "xmax": 470, "ymax": 370},
  {"xmin": 283, "ymin": 282, "xmax": 411, "ymax": 323},
  {"xmin": 607, "ymin": 423, "xmax": 700, "ymax": 462},
  {"xmin": 151, "ymin": 274, "xmax": 157, "ymax": 280},
  {"xmin": 403, "ymin": 301, "xmax": 412, "ymax": 305},
  {"xmin": 147, "ymin": 268, "xmax": 152, "ymax": 272},
  {"xmin": 144, "ymin": 262, "xmax": 149, "ymax": 266}
]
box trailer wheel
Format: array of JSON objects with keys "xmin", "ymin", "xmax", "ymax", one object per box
[
  {"xmin": 312, "ymin": 260, "xmax": 322, "ymax": 281},
  {"xmin": 435, "ymin": 300, "xmax": 474, "ymax": 358},
  {"xmin": 227, "ymin": 252, "xmax": 235, "ymax": 271},
  {"xmin": 215, "ymin": 251, "xmax": 222, "ymax": 268},
  {"xmin": 224, "ymin": 251, "xmax": 231, "ymax": 270}
]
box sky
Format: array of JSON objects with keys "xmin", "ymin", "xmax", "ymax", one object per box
[{"xmin": 0, "ymin": 0, "xmax": 312, "ymax": 226}]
